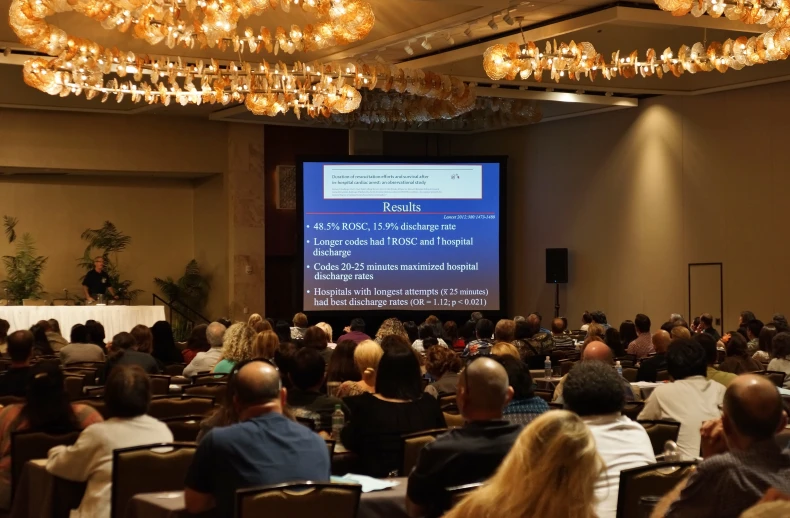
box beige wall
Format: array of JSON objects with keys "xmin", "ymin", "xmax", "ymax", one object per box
[{"xmin": 448, "ymin": 81, "xmax": 790, "ymax": 329}]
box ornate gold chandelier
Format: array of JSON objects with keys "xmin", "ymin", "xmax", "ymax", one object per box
[{"xmin": 483, "ymin": 0, "xmax": 790, "ymax": 83}]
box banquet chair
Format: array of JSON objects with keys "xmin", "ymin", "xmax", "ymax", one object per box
[
  {"xmin": 325, "ymin": 439, "xmax": 336, "ymax": 457},
  {"xmin": 0, "ymin": 395, "xmax": 25, "ymax": 407},
  {"xmin": 0, "ymin": 360, "xmax": 11, "ymax": 373},
  {"xmin": 760, "ymin": 370, "xmax": 786, "ymax": 388},
  {"xmin": 148, "ymin": 395, "xmax": 215, "ymax": 419},
  {"xmin": 655, "ymin": 370, "xmax": 671, "ymax": 382},
  {"xmin": 447, "ymin": 482, "xmax": 483, "ymax": 508},
  {"xmin": 559, "ymin": 359, "xmax": 576, "ymax": 376},
  {"xmin": 111, "ymin": 443, "xmax": 196, "ymax": 518},
  {"xmin": 67, "ymin": 362, "xmax": 105, "ymax": 370},
  {"xmin": 182, "ymin": 382, "xmax": 228, "ymax": 400},
  {"xmin": 616, "ymin": 461, "xmax": 697, "ymax": 518},
  {"xmin": 534, "ymin": 390, "xmax": 553, "ymax": 403},
  {"xmin": 191, "ymin": 372, "xmax": 229, "ymax": 385},
  {"xmin": 637, "ymin": 420, "xmax": 681, "ymax": 456},
  {"xmin": 161, "ymin": 415, "xmax": 205, "ymax": 443},
  {"xmin": 74, "ymin": 396, "xmax": 108, "ymax": 418},
  {"xmin": 149, "ymin": 375, "xmax": 171, "ymax": 396},
  {"xmin": 63, "ymin": 375, "xmax": 88, "ymax": 401},
  {"xmin": 236, "ymin": 481, "xmax": 362, "ymax": 518},
  {"xmin": 622, "ymin": 402, "xmax": 645, "ymax": 421},
  {"xmin": 621, "ymin": 368, "xmax": 638, "ymax": 383},
  {"xmin": 443, "ymin": 412, "xmax": 464, "ymax": 428},
  {"xmin": 164, "ymin": 363, "xmax": 187, "ymax": 376},
  {"xmin": 10, "ymin": 430, "xmax": 80, "ymax": 504},
  {"xmin": 401, "ymin": 428, "xmax": 448, "ymax": 476}
]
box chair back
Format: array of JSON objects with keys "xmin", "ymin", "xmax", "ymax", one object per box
[
  {"xmin": 64, "ymin": 368, "xmax": 98, "ymax": 386},
  {"xmin": 67, "ymin": 362, "xmax": 105, "ymax": 370},
  {"xmin": 622, "ymin": 401, "xmax": 645, "ymax": 421},
  {"xmin": 716, "ymin": 349, "xmax": 725, "ymax": 364},
  {"xmin": 64, "ymin": 375, "xmax": 87, "ymax": 401},
  {"xmin": 161, "ymin": 416, "xmax": 204, "ymax": 443},
  {"xmin": 617, "ymin": 354, "xmax": 637, "ymax": 364},
  {"xmin": 164, "ymin": 363, "xmax": 186, "ymax": 376},
  {"xmin": 111, "ymin": 443, "xmax": 196, "ymax": 518},
  {"xmin": 236, "ymin": 482, "xmax": 362, "ymax": 518},
  {"xmin": 534, "ymin": 390, "xmax": 553, "ymax": 403},
  {"xmin": 325, "ymin": 439, "xmax": 336, "ymax": 457},
  {"xmin": 401, "ymin": 428, "xmax": 448, "ymax": 476},
  {"xmin": 616, "ymin": 461, "xmax": 697, "ymax": 518},
  {"xmin": 761, "ymin": 370, "xmax": 787, "ymax": 387},
  {"xmin": 622, "ymin": 368, "xmax": 638, "ymax": 382},
  {"xmin": 548, "ymin": 402, "xmax": 563, "ymax": 410},
  {"xmin": 439, "ymin": 394, "xmax": 456, "ymax": 409},
  {"xmin": 637, "ymin": 420, "xmax": 681, "ymax": 455},
  {"xmin": 182, "ymin": 382, "xmax": 228, "ymax": 400},
  {"xmin": 655, "ymin": 370, "xmax": 670, "ymax": 382},
  {"xmin": 446, "ymin": 482, "xmax": 483, "ymax": 508},
  {"xmin": 191, "ymin": 373, "xmax": 229, "ymax": 385},
  {"xmin": 74, "ymin": 396, "xmax": 108, "ymax": 418},
  {"xmin": 148, "ymin": 395, "xmax": 215, "ymax": 419},
  {"xmin": 0, "ymin": 395, "xmax": 24, "ymax": 407},
  {"xmin": 443, "ymin": 412, "xmax": 464, "ymax": 428},
  {"xmin": 11, "ymin": 430, "xmax": 80, "ymax": 501},
  {"xmin": 149, "ymin": 375, "xmax": 171, "ymax": 396},
  {"xmin": 559, "ymin": 359, "xmax": 576, "ymax": 376}
]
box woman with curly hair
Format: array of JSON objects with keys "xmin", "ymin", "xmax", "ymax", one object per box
[
  {"xmin": 424, "ymin": 347, "xmax": 462, "ymax": 398},
  {"xmin": 212, "ymin": 323, "xmax": 257, "ymax": 374},
  {"xmin": 375, "ymin": 318, "xmax": 409, "ymax": 345}
]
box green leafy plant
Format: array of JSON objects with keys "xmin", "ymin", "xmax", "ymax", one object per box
[
  {"xmin": 154, "ymin": 260, "xmax": 211, "ymax": 341},
  {"xmin": 1, "ymin": 216, "xmax": 48, "ymax": 303},
  {"xmin": 79, "ymin": 221, "xmax": 142, "ymax": 301}
]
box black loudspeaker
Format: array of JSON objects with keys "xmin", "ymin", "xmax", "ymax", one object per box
[{"xmin": 546, "ymin": 248, "xmax": 569, "ymax": 284}]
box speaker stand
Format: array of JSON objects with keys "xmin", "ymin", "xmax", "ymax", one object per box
[{"xmin": 554, "ymin": 283, "xmax": 560, "ymax": 318}]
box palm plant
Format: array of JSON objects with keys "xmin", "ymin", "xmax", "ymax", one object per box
[
  {"xmin": 79, "ymin": 221, "xmax": 142, "ymax": 301},
  {"xmin": 1, "ymin": 216, "xmax": 48, "ymax": 303},
  {"xmin": 154, "ymin": 260, "xmax": 210, "ymax": 340}
]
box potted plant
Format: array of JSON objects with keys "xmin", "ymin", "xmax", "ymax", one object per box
[{"xmin": 1, "ymin": 216, "xmax": 48, "ymax": 304}]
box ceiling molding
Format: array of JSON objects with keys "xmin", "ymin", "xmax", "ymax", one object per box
[{"xmin": 475, "ymin": 86, "xmax": 639, "ymax": 105}]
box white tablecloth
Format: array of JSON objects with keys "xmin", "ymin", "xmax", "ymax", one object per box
[{"xmin": 0, "ymin": 306, "xmax": 166, "ymax": 339}]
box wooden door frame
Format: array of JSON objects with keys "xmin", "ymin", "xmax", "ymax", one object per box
[{"xmin": 688, "ymin": 262, "xmax": 724, "ymax": 332}]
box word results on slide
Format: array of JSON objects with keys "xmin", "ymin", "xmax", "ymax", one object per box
[{"xmin": 302, "ymin": 163, "xmax": 501, "ymax": 311}]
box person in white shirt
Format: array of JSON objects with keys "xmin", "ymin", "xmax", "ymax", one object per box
[
  {"xmin": 46, "ymin": 365, "xmax": 173, "ymax": 518},
  {"xmin": 766, "ymin": 332, "xmax": 790, "ymax": 389},
  {"xmin": 638, "ymin": 338, "xmax": 726, "ymax": 459},
  {"xmin": 563, "ymin": 361, "xmax": 655, "ymax": 518},
  {"xmin": 183, "ymin": 322, "xmax": 227, "ymax": 378}
]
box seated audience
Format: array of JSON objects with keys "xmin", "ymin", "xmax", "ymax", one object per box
[
  {"xmin": 315, "ymin": 322, "xmax": 335, "ymax": 348},
  {"xmin": 699, "ymin": 313, "xmax": 721, "ymax": 341},
  {"xmin": 457, "ymin": 320, "xmax": 476, "ymax": 351},
  {"xmin": 412, "ymin": 323, "xmax": 449, "ymax": 353},
  {"xmin": 443, "ymin": 410, "xmax": 602, "ymax": 518},
  {"xmin": 213, "ymin": 323, "xmax": 256, "ymax": 374},
  {"xmin": 671, "ymin": 325, "xmax": 692, "ymax": 340},
  {"xmin": 286, "ymin": 347, "xmax": 349, "ymax": 431},
  {"xmin": 185, "ymin": 360, "xmax": 329, "ymax": 516},
  {"xmin": 40, "ymin": 319, "xmax": 68, "ymax": 352},
  {"xmin": 99, "ymin": 332, "xmax": 160, "ymax": 382},
  {"xmin": 341, "ymin": 340, "xmax": 446, "ymax": 477},
  {"xmin": 655, "ymin": 374, "xmax": 790, "ymax": 518},
  {"xmin": 197, "ymin": 360, "xmax": 245, "ymax": 442},
  {"xmin": 767, "ymin": 332, "xmax": 790, "ymax": 389},
  {"xmin": 773, "ymin": 314, "xmax": 789, "ymax": 328},
  {"xmin": 336, "ymin": 339, "xmax": 383, "ymax": 398},
  {"xmin": 444, "ymin": 321, "xmax": 465, "ymax": 351},
  {"xmin": 183, "ymin": 322, "xmax": 226, "ymax": 378},
  {"xmin": 247, "ymin": 313, "xmax": 268, "ymax": 333},
  {"xmin": 424, "ymin": 346, "xmax": 462, "ymax": 398},
  {"xmin": 520, "ymin": 314, "xmax": 555, "ymax": 368},
  {"xmin": 497, "ymin": 355, "xmax": 549, "ymax": 425},
  {"xmin": 0, "ymin": 331, "xmax": 35, "ymax": 397},
  {"xmin": 580, "ymin": 311, "xmax": 593, "ymax": 332},
  {"xmin": 462, "ymin": 319, "xmax": 495, "ymax": 357},
  {"xmin": 151, "ymin": 321, "xmax": 183, "ymax": 365},
  {"xmin": 604, "ymin": 328, "xmax": 624, "ymax": 357},
  {"xmin": 0, "ymin": 362, "xmax": 103, "ymax": 507},
  {"xmin": 46, "ymin": 366, "xmax": 173, "ymax": 518},
  {"xmin": 181, "ymin": 324, "xmax": 209, "ymax": 364},
  {"xmin": 753, "ymin": 324, "xmax": 777, "ymax": 362},
  {"xmin": 591, "ymin": 310, "xmax": 611, "ymax": 329},
  {"xmin": 719, "ymin": 331, "xmax": 763, "ymax": 374},
  {"xmin": 326, "ymin": 340, "xmax": 360, "ymax": 385},
  {"xmin": 637, "ymin": 330, "xmax": 671, "ymax": 382},
  {"xmin": 696, "ymin": 333, "xmax": 737, "ymax": 387},
  {"xmin": 375, "ymin": 318, "xmax": 410, "ymax": 344},
  {"xmin": 552, "ymin": 318, "xmax": 575, "ymax": 349},
  {"xmin": 303, "ymin": 325, "xmax": 333, "ymax": 364},
  {"xmin": 493, "ymin": 319, "xmax": 516, "ymax": 344},
  {"xmin": 130, "ymin": 325, "xmax": 154, "ymax": 355},
  {"xmin": 583, "ymin": 323, "xmax": 607, "ymax": 349},
  {"xmin": 626, "ymin": 314, "xmax": 653, "ymax": 359},
  {"xmin": 60, "ymin": 324, "xmax": 105, "ymax": 365},
  {"xmin": 29, "ymin": 324, "xmax": 54, "ymax": 357},
  {"xmin": 0, "ymin": 319, "xmax": 8, "ymax": 355},
  {"xmin": 403, "ymin": 321, "xmax": 419, "ymax": 344},
  {"xmin": 553, "ymin": 341, "xmax": 636, "ymax": 404},
  {"xmin": 747, "ymin": 320, "xmax": 764, "ymax": 354},
  {"xmin": 563, "ymin": 361, "xmax": 655, "ymax": 518},
  {"xmin": 638, "ymin": 338, "xmax": 726, "ymax": 459},
  {"xmin": 274, "ymin": 320, "xmax": 291, "ymax": 344},
  {"xmin": 337, "ymin": 318, "xmax": 370, "ymax": 344},
  {"xmin": 252, "ymin": 330, "xmax": 279, "ymax": 360},
  {"xmin": 85, "ymin": 320, "xmax": 106, "ymax": 349},
  {"xmin": 407, "ymin": 357, "xmax": 519, "ymax": 518},
  {"xmin": 490, "ymin": 342, "xmax": 520, "ymax": 360},
  {"xmin": 290, "ymin": 312, "xmax": 309, "ymax": 340}
]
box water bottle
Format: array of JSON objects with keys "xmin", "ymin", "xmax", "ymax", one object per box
[
  {"xmin": 331, "ymin": 404, "xmax": 344, "ymax": 441},
  {"xmin": 544, "ymin": 356, "xmax": 552, "ymax": 379},
  {"xmin": 616, "ymin": 361, "xmax": 623, "ymax": 378}
]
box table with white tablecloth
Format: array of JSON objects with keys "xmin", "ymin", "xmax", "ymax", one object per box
[{"xmin": 0, "ymin": 306, "xmax": 166, "ymax": 339}]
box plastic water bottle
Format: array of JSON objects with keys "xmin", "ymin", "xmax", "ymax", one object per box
[
  {"xmin": 331, "ymin": 404, "xmax": 344, "ymax": 441},
  {"xmin": 544, "ymin": 356, "xmax": 552, "ymax": 379},
  {"xmin": 616, "ymin": 361, "xmax": 623, "ymax": 378}
]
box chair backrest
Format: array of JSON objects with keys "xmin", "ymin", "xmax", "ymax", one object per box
[
  {"xmin": 164, "ymin": 363, "xmax": 186, "ymax": 376},
  {"xmin": 68, "ymin": 361, "xmax": 105, "ymax": 370},
  {"xmin": 622, "ymin": 401, "xmax": 646, "ymax": 421},
  {"xmin": 161, "ymin": 416, "xmax": 204, "ymax": 443},
  {"xmin": 439, "ymin": 394, "xmax": 456, "ymax": 409},
  {"xmin": 761, "ymin": 370, "xmax": 787, "ymax": 387},
  {"xmin": 534, "ymin": 390, "xmax": 553, "ymax": 403},
  {"xmin": 446, "ymin": 482, "xmax": 483, "ymax": 508},
  {"xmin": 637, "ymin": 420, "xmax": 681, "ymax": 455},
  {"xmin": 401, "ymin": 428, "xmax": 448, "ymax": 476},
  {"xmin": 111, "ymin": 443, "xmax": 196, "ymax": 518},
  {"xmin": 182, "ymin": 382, "xmax": 228, "ymax": 400},
  {"xmin": 75, "ymin": 396, "xmax": 109, "ymax": 418},
  {"xmin": 622, "ymin": 368, "xmax": 638, "ymax": 382},
  {"xmin": 191, "ymin": 373, "xmax": 229, "ymax": 385},
  {"xmin": 616, "ymin": 461, "xmax": 697, "ymax": 518},
  {"xmin": 548, "ymin": 402, "xmax": 563, "ymax": 410},
  {"xmin": 0, "ymin": 395, "xmax": 24, "ymax": 407},
  {"xmin": 617, "ymin": 354, "xmax": 637, "ymax": 364},
  {"xmin": 148, "ymin": 395, "xmax": 215, "ymax": 419},
  {"xmin": 716, "ymin": 349, "xmax": 725, "ymax": 364},
  {"xmin": 655, "ymin": 370, "xmax": 671, "ymax": 382},
  {"xmin": 149, "ymin": 375, "xmax": 171, "ymax": 396},
  {"xmin": 236, "ymin": 482, "xmax": 362, "ymax": 518},
  {"xmin": 325, "ymin": 439, "xmax": 336, "ymax": 457},
  {"xmin": 63, "ymin": 375, "xmax": 87, "ymax": 401},
  {"xmin": 11, "ymin": 430, "xmax": 80, "ymax": 501},
  {"xmin": 559, "ymin": 359, "xmax": 576, "ymax": 376},
  {"xmin": 64, "ymin": 368, "xmax": 98, "ymax": 386}
]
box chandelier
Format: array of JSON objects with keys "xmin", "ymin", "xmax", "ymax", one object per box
[{"xmin": 482, "ymin": 0, "xmax": 790, "ymax": 83}]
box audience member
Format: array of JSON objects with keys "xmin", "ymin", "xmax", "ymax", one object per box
[
  {"xmin": 197, "ymin": 360, "xmax": 246, "ymax": 441},
  {"xmin": 470, "ymin": 312, "xmax": 483, "ymax": 323},
  {"xmin": 696, "ymin": 333, "xmax": 737, "ymax": 387},
  {"xmin": 493, "ymin": 319, "xmax": 516, "ymax": 343},
  {"xmin": 0, "ymin": 362, "xmax": 103, "ymax": 507},
  {"xmin": 444, "ymin": 321, "xmax": 464, "ymax": 351},
  {"xmin": 604, "ymin": 327, "xmax": 624, "ymax": 357},
  {"xmin": 719, "ymin": 332, "xmax": 763, "ymax": 374},
  {"xmin": 0, "ymin": 331, "xmax": 34, "ymax": 397},
  {"xmin": 46, "ymin": 366, "xmax": 173, "ymax": 518},
  {"xmin": 655, "ymin": 374, "xmax": 790, "ymax": 518},
  {"xmin": 767, "ymin": 332, "xmax": 790, "ymax": 389},
  {"xmin": 375, "ymin": 318, "xmax": 410, "ymax": 344},
  {"xmin": 583, "ymin": 323, "xmax": 607, "ymax": 349},
  {"xmin": 671, "ymin": 325, "xmax": 692, "ymax": 340},
  {"xmin": 670, "ymin": 313, "xmax": 684, "ymax": 325},
  {"xmin": 699, "ymin": 313, "xmax": 721, "ymax": 341},
  {"xmin": 554, "ymin": 341, "xmax": 636, "ymax": 404},
  {"xmin": 551, "ymin": 318, "xmax": 574, "ymax": 348},
  {"xmin": 424, "ymin": 347, "xmax": 462, "ymax": 398},
  {"xmin": 591, "ymin": 310, "xmax": 610, "ymax": 329},
  {"xmin": 403, "ymin": 321, "xmax": 419, "ymax": 344},
  {"xmin": 407, "ymin": 357, "xmax": 519, "ymax": 518},
  {"xmin": 619, "ymin": 320, "xmax": 638, "ymax": 353},
  {"xmin": 60, "ymin": 324, "xmax": 105, "ymax": 365},
  {"xmin": 462, "ymin": 319, "xmax": 495, "ymax": 357},
  {"xmin": 518, "ymin": 315, "xmax": 555, "ymax": 368},
  {"xmin": 85, "ymin": 320, "xmax": 106, "ymax": 349},
  {"xmin": 213, "ymin": 323, "xmax": 256, "ymax": 374},
  {"xmin": 100, "ymin": 332, "xmax": 160, "ymax": 382},
  {"xmin": 151, "ymin": 321, "xmax": 182, "ymax": 365},
  {"xmin": 443, "ymin": 410, "xmax": 602, "ymax": 518},
  {"xmin": 181, "ymin": 324, "xmax": 209, "ymax": 364},
  {"xmin": 412, "ymin": 323, "xmax": 449, "ymax": 352},
  {"xmin": 0, "ymin": 320, "xmax": 8, "ymax": 355},
  {"xmin": 274, "ymin": 320, "xmax": 291, "ymax": 344},
  {"xmin": 747, "ymin": 320, "xmax": 765, "ymax": 354},
  {"xmin": 637, "ymin": 338, "xmax": 726, "ymax": 458},
  {"xmin": 490, "ymin": 342, "xmax": 520, "ymax": 360},
  {"xmin": 336, "ymin": 339, "xmax": 383, "ymax": 398},
  {"xmin": 129, "ymin": 324, "xmax": 154, "ymax": 354},
  {"xmin": 326, "ymin": 340, "xmax": 360, "ymax": 385},
  {"xmin": 773, "ymin": 313, "xmax": 789, "ymax": 329},
  {"xmin": 290, "ymin": 312, "xmax": 309, "ymax": 340},
  {"xmin": 286, "ymin": 348, "xmax": 349, "ymax": 431},
  {"xmin": 637, "ymin": 330, "xmax": 671, "ymax": 382},
  {"xmin": 754, "ymin": 324, "xmax": 777, "ymax": 362},
  {"xmin": 341, "ymin": 340, "xmax": 446, "ymax": 477},
  {"xmin": 252, "ymin": 330, "xmax": 279, "ymax": 360},
  {"xmin": 564, "ymin": 361, "xmax": 655, "ymax": 518},
  {"xmin": 337, "ymin": 318, "xmax": 370, "ymax": 344},
  {"xmin": 303, "ymin": 325, "xmax": 333, "ymax": 364},
  {"xmin": 627, "ymin": 314, "xmax": 653, "ymax": 359},
  {"xmin": 581, "ymin": 311, "xmax": 593, "ymax": 332},
  {"xmin": 246, "ymin": 313, "xmax": 267, "ymax": 333},
  {"xmin": 29, "ymin": 324, "xmax": 54, "ymax": 356},
  {"xmin": 41, "ymin": 319, "xmax": 68, "ymax": 352},
  {"xmin": 497, "ymin": 355, "xmax": 549, "ymax": 425},
  {"xmin": 183, "ymin": 322, "xmax": 226, "ymax": 378},
  {"xmin": 739, "ymin": 310, "xmax": 757, "ymax": 328}
]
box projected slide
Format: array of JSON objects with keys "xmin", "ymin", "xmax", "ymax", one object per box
[{"xmin": 302, "ymin": 161, "xmax": 501, "ymax": 311}]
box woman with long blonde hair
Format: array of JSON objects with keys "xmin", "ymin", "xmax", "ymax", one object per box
[
  {"xmin": 213, "ymin": 323, "xmax": 256, "ymax": 374},
  {"xmin": 445, "ymin": 410, "xmax": 603, "ymax": 518}
]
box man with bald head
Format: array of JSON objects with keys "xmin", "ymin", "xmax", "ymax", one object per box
[
  {"xmin": 407, "ymin": 357, "xmax": 519, "ymax": 518},
  {"xmin": 637, "ymin": 330, "xmax": 671, "ymax": 382},
  {"xmin": 185, "ymin": 359, "xmax": 330, "ymax": 517},
  {"xmin": 654, "ymin": 374, "xmax": 790, "ymax": 518},
  {"xmin": 552, "ymin": 341, "xmax": 637, "ymax": 404}
]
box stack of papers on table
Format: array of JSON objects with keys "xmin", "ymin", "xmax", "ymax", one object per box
[{"xmin": 331, "ymin": 474, "xmax": 400, "ymax": 492}]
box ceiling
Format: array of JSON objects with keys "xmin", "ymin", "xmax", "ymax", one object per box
[{"xmin": 1, "ymin": 0, "xmax": 788, "ymax": 131}]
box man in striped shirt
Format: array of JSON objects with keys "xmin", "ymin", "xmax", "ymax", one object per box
[{"xmin": 551, "ymin": 318, "xmax": 575, "ymax": 349}]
